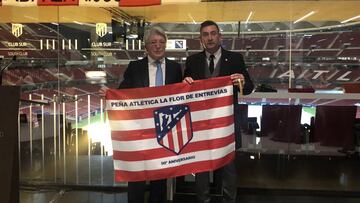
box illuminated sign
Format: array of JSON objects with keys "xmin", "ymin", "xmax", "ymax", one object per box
[
  {"xmin": 7, "ymin": 51, "xmax": 28, "ymax": 56},
  {"xmin": 166, "ymin": 39, "xmax": 186, "ymax": 50},
  {"xmin": 1, "ymin": 0, "xmax": 160, "ymax": 6},
  {"xmin": 2, "ymin": 0, "xmax": 36, "ymax": 6},
  {"xmin": 37, "ymin": 0, "xmax": 78, "ymax": 6},
  {"xmin": 96, "ymin": 23, "xmax": 107, "ymax": 37},
  {"xmin": 12, "ymin": 23, "xmax": 23, "ymax": 38}
]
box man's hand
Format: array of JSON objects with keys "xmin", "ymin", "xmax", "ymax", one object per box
[
  {"xmin": 230, "ymin": 73, "xmax": 245, "ymax": 86},
  {"xmin": 99, "ymin": 85, "xmax": 109, "ymax": 97},
  {"xmin": 183, "ymin": 77, "xmax": 194, "ymax": 84}
]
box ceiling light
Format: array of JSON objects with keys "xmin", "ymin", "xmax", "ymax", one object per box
[
  {"xmin": 294, "ymin": 11, "xmax": 315, "ymax": 24},
  {"xmin": 73, "ymin": 21, "xmax": 84, "ymax": 25},
  {"xmin": 85, "ymin": 71, "xmax": 106, "ymax": 79},
  {"xmin": 245, "ymin": 11, "xmax": 253, "ymax": 24},
  {"xmin": 187, "ymin": 13, "xmax": 196, "ymax": 24},
  {"xmin": 341, "ymin": 15, "xmax": 360, "ymax": 24}
]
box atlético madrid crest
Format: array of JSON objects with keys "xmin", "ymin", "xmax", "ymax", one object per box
[{"xmin": 154, "ymin": 105, "xmax": 193, "ymax": 155}]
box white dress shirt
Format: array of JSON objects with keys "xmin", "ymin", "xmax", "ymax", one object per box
[
  {"xmin": 148, "ymin": 57, "xmax": 165, "ymax": 87},
  {"xmin": 205, "ymin": 47, "xmax": 222, "ymax": 68}
]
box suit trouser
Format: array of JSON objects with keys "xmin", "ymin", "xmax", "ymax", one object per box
[
  {"xmin": 195, "ymin": 160, "xmax": 237, "ymax": 203},
  {"xmin": 128, "ymin": 179, "xmax": 167, "ymax": 203}
]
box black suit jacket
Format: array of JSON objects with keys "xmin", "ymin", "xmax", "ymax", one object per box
[
  {"xmin": 119, "ymin": 57, "xmax": 183, "ymax": 89},
  {"xmin": 184, "ymin": 48, "xmax": 254, "ymax": 148},
  {"xmin": 118, "ymin": 57, "xmax": 182, "ymax": 203},
  {"xmin": 184, "ymin": 48, "xmax": 253, "ymax": 94}
]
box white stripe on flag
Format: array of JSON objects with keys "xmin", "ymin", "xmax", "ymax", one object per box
[
  {"xmin": 114, "ymin": 142, "xmax": 235, "ymax": 171},
  {"xmin": 172, "ymin": 127, "xmax": 180, "ymax": 153},
  {"xmin": 109, "ymin": 105, "xmax": 233, "ymax": 131},
  {"xmin": 112, "ymin": 124, "xmax": 234, "ymax": 152},
  {"xmin": 163, "ymin": 134, "xmax": 169, "ymax": 148},
  {"xmin": 106, "ymin": 86, "xmax": 233, "ymax": 110}
]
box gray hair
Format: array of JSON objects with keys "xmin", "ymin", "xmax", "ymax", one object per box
[{"xmin": 143, "ymin": 26, "xmax": 167, "ymax": 44}]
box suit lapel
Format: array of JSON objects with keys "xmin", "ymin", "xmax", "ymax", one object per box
[
  {"xmin": 219, "ymin": 48, "xmax": 231, "ymax": 76},
  {"xmin": 198, "ymin": 51, "xmax": 207, "ymax": 79},
  {"xmin": 165, "ymin": 58, "xmax": 171, "ymax": 85},
  {"xmin": 141, "ymin": 57, "xmax": 150, "ymax": 87}
]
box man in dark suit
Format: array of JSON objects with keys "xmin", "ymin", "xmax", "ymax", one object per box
[
  {"xmin": 119, "ymin": 26, "xmax": 182, "ymax": 203},
  {"xmin": 183, "ymin": 20, "xmax": 254, "ymax": 203}
]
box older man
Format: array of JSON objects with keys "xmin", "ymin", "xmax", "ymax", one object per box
[
  {"xmin": 119, "ymin": 26, "xmax": 183, "ymax": 203},
  {"xmin": 183, "ymin": 20, "xmax": 254, "ymax": 203}
]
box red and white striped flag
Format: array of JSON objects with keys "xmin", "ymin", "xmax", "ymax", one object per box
[{"xmin": 106, "ymin": 76, "xmax": 235, "ymax": 182}]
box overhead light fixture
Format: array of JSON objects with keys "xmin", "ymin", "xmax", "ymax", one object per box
[
  {"xmin": 341, "ymin": 15, "xmax": 360, "ymax": 24},
  {"xmin": 127, "ymin": 34, "xmax": 138, "ymax": 39},
  {"xmin": 24, "ymin": 15, "xmax": 37, "ymax": 20},
  {"xmin": 245, "ymin": 11, "xmax": 253, "ymax": 24},
  {"xmin": 73, "ymin": 21, "xmax": 84, "ymax": 25},
  {"xmin": 86, "ymin": 71, "xmax": 107, "ymax": 84},
  {"xmin": 187, "ymin": 13, "xmax": 196, "ymax": 24},
  {"xmin": 85, "ymin": 71, "xmax": 106, "ymax": 79},
  {"xmin": 294, "ymin": 11, "xmax": 315, "ymax": 24}
]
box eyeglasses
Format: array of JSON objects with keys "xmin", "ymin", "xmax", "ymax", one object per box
[{"xmin": 148, "ymin": 40, "xmax": 166, "ymax": 46}]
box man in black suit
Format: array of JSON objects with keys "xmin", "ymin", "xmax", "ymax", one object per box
[
  {"xmin": 183, "ymin": 20, "xmax": 254, "ymax": 203},
  {"xmin": 119, "ymin": 26, "xmax": 182, "ymax": 203}
]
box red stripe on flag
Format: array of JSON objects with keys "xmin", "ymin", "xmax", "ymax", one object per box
[
  {"xmin": 167, "ymin": 130, "xmax": 175, "ymax": 152},
  {"xmin": 106, "ymin": 76, "xmax": 232, "ymax": 100},
  {"xmin": 112, "ymin": 129, "xmax": 155, "ymax": 141},
  {"xmin": 185, "ymin": 112, "xmax": 192, "ymax": 141},
  {"xmin": 114, "ymin": 151, "xmax": 235, "ymax": 182},
  {"xmin": 107, "ymin": 96, "xmax": 233, "ymax": 120},
  {"xmin": 111, "ymin": 116, "xmax": 233, "ymax": 141},
  {"xmin": 159, "ymin": 137, "xmax": 164, "ymax": 146},
  {"xmin": 191, "ymin": 116, "xmax": 234, "ymax": 132},
  {"xmin": 113, "ymin": 134, "xmax": 234, "ymax": 161},
  {"xmin": 176, "ymin": 119, "xmax": 184, "ymax": 151}
]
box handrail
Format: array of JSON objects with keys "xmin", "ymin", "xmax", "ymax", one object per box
[
  {"xmin": 20, "ymin": 99, "xmax": 50, "ymax": 105},
  {"xmin": 240, "ymin": 92, "xmax": 360, "ymax": 106}
]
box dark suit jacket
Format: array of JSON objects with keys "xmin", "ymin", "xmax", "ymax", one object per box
[
  {"xmin": 119, "ymin": 57, "xmax": 183, "ymax": 89},
  {"xmin": 184, "ymin": 48, "xmax": 254, "ymax": 148},
  {"xmin": 118, "ymin": 57, "xmax": 182, "ymax": 203}
]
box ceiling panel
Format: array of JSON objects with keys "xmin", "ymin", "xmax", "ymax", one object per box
[{"xmin": 0, "ymin": 1, "xmax": 359, "ymax": 24}]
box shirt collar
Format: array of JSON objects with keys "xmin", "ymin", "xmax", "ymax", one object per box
[
  {"xmin": 205, "ymin": 47, "xmax": 222, "ymax": 60},
  {"xmin": 148, "ymin": 56, "xmax": 165, "ymax": 65}
]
